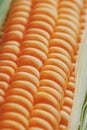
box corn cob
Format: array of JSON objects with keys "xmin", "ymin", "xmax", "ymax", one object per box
[{"xmin": 0, "ymin": 0, "xmax": 87, "ymax": 130}]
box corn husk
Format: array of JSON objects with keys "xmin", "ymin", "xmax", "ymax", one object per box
[
  {"xmin": 78, "ymin": 92, "xmax": 87, "ymax": 130},
  {"xmin": 0, "ymin": 0, "xmax": 12, "ymax": 32},
  {"xmin": 68, "ymin": 15, "xmax": 87, "ymax": 130}
]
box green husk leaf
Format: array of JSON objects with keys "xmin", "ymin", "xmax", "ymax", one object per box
[
  {"xmin": 68, "ymin": 16, "xmax": 87, "ymax": 130},
  {"xmin": 0, "ymin": 0, "xmax": 12, "ymax": 32},
  {"xmin": 79, "ymin": 93, "xmax": 87, "ymax": 130}
]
